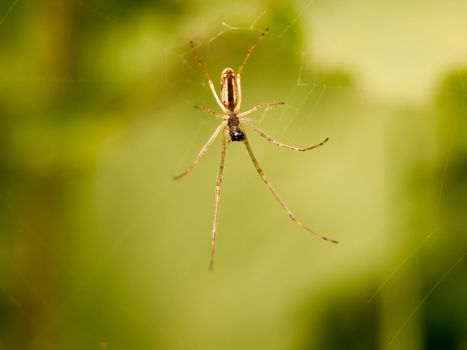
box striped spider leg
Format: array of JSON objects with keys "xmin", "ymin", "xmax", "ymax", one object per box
[{"xmin": 174, "ymin": 28, "xmax": 338, "ymax": 269}]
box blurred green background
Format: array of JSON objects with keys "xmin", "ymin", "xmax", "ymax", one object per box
[{"xmin": 1, "ymin": 0, "xmax": 466, "ymax": 349}]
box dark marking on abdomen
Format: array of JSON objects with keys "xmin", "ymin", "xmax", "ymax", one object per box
[{"xmin": 227, "ymin": 75, "xmax": 235, "ymax": 110}]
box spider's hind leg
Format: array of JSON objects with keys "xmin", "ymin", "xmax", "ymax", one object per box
[
  {"xmin": 237, "ymin": 102, "xmax": 285, "ymax": 118},
  {"xmin": 194, "ymin": 105, "xmax": 223, "ymax": 119}
]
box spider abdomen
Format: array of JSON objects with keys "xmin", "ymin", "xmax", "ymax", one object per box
[{"xmin": 220, "ymin": 68, "xmax": 238, "ymax": 111}]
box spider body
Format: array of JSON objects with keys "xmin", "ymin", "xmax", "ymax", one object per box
[
  {"xmin": 175, "ymin": 29, "xmax": 337, "ymax": 269},
  {"xmin": 220, "ymin": 68, "xmax": 245, "ymax": 141}
]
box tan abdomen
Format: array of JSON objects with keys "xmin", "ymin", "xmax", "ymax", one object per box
[{"xmin": 220, "ymin": 68, "xmax": 238, "ymax": 111}]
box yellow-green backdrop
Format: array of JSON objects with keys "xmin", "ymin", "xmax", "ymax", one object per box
[{"xmin": 1, "ymin": 0, "xmax": 466, "ymax": 349}]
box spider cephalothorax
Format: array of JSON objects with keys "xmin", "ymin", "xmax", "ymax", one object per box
[{"xmin": 227, "ymin": 111, "xmax": 245, "ymax": 142}]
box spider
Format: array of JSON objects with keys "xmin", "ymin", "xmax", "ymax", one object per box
[{"xmin": 174, "ymin": 28, "xmax": 338, "ymax": 269}]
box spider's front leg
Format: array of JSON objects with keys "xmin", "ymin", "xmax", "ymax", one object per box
[
  {"xmin": 242, "ymin": 134, "xmax": 338, "ymax": 244},
  {"xmin": 172, "ymin": 123, "xmax": 226, "ymax": 180},
  {"xmin": 210, "ymin": 129, "xmax": 228, "ymax": 270}
]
